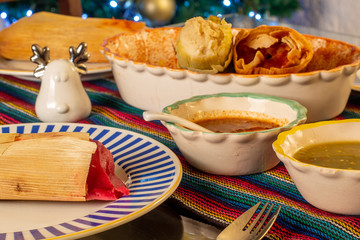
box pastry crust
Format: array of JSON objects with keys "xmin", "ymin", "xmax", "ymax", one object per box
[
  {"xmin": 233, "ymin": 25, "xmax": 314, "ymax": 74},
  {"xmin": 0, "ymin": 12, "xmax": 146, "ymax": 63},
  {"xmin": 102, "ymin": 27, "xmax": 179, "ymax": 68}
]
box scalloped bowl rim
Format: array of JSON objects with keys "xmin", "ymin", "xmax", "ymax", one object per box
[
  {"xmin": 162, "ymin": 92, "xmax": 308, "ymax": 136},
  {"xmin": 102, "ymin": 49, "xmax": 360, "ymax": 85},
  {"xmin": 273, "ymin": 119, "xmax": 360, "ymax": 175}
]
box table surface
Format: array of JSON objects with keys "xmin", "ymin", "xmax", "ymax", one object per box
[{"xmin": 0, "ymin": 73, "xmax": 359, "ymax": 240}]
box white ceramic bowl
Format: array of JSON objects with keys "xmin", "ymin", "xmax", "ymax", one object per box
[
  {"xmin": 161, "ymin": 92, "xmax": 307, "ymax": 176},
  {"xmin": 102, "ymin": 27, "xmax": 360, "ymax": 122},
  {"xmin": 272, "ymin": 119, "xmax": 360, "ymax": 215}
]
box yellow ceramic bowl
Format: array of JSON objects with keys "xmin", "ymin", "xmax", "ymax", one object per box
[{"xmin": 272, "ymin": 119, "xmax": 360, "ymax": 215}]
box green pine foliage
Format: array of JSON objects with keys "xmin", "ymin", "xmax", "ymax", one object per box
[
  {"xmin": 173, "ymin": 0, "xmax": 242, "ymax": 23},
  {"xmin": 242, "ymin": 0, "xmax": 300, "ymax": 18},
  {"xmin": 0, "ymin": 0, "xmax": 300, "ymax": 26}
]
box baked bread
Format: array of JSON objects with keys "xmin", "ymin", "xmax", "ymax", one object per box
[{"xmin": 0, "ymin": 11, "xmax": 146, "ymax": 63}]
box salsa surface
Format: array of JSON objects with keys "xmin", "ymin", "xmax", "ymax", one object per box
[
  {"xmin": 293, "ymin": 141, "xmax": 360, "ymax": 170},
  {"xmin": 193, "ymin": 117, "xmax": 281, "ymax": 133}
]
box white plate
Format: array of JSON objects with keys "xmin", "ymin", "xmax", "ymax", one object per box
[
  {"xmin": 0, "ymin": 123, "xmax": 182, "ymax": 240},
  {"xmin": 0, "ymin": 58, "xmax": 112, "ymax": 81}
]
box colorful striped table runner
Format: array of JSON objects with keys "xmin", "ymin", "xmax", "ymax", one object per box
[{"xmin": 1, "ymin": 74, "xmax": 360, "ymax": 239}]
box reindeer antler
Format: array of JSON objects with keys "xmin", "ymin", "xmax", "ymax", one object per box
[
  {"xmin": 30, "ymin": 44, "xmax": 50, "ymax": 78},
  {"xmin": 69, "ymin": 42, "xmax": 90, "ymax": 75}
]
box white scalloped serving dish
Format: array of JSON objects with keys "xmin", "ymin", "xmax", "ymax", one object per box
[{"xmin": 102, "ymin": 27, "xmax": 360, "ymax": 122}]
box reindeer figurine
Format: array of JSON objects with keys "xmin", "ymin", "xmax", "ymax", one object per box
[{"xmin": 31, "ymin": 42, "xmax": 92, "ymax": 122}]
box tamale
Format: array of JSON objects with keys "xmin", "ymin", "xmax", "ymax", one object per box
[
  {"xmin": 0, "ymin": 11, "xmax": 146, "ymax": 63},
  {"xmin": 0, "ymin": 132, "xmax": 128, "ymax": 201},
  {"xmin": 15, "ymin": 132, "xmax": 89, "ymax": 141}
]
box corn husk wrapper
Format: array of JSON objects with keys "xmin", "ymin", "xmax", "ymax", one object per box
[
  {"xmin": 0, "ymin": 12, "xmax": 146, "ymax": 63},
  {"xmin": 176, "ymin": 16, "xmax": 233, "ymax": 73},
  {"xmin": 233, "ymin": 25, "xmax": 314, "ymax": 74},
  {"xmin": 0, "ymin": 132, "xmax": 97, "ymax": 201}
]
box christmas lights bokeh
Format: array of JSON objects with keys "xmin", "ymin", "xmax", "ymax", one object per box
[{"xmin": 0, "ymin": 0, "xmax": 299, "ymax": 28}]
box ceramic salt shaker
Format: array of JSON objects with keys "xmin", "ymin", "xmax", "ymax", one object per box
[{"xmin": 30, "ymin": 42, "xmax": 92, "ymax": 122}]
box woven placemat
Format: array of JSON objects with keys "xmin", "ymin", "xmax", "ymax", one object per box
[{"xmin": 1, "ymin": 75, "xmax": 360, "ymax": 239}]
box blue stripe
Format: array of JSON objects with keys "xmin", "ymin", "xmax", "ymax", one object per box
[
  {"xmin": 119, "ymin": 141, "xmax": 152, "ymax": 157},
  {"xmin": 131, "ymin": 178, "xmax": 173, "ymax": 187},
  {"xmin": 101, "ymin": 131, "xmax": 122, "ymax": 146},
  {"xmin": 1, "ymin": 126, "xmax": 9, "ymax": 133},
  {"xmin": 129, "ymin": 166, "xmax": 175, "ymax": 178},
  {"xmin": 130, "ymin": 185, "xmax": 170, "ymax": 193},
  {"xmin": 111, "ymin": 138, "xmax": 144, "ymax": 156},
  {"xmin": 123, "ymin": 155, "xmax": 171, "ymax": 171},
  {"xmin": 87, "ymin": 215, "xmax": 118, "ymax": 221},
  {"xmin": 127, "ymin": 192, "xmax": 165, "ymax": 197},
  {"xmin": 14, "ymin": 232, "xmax": 24, "ymax": 240},
  {"xmin": 45, "ymin": 124, "xmax": 55, "ymax": 132},
  {"xmin": 59, "ymin": 125, "xmax": 70, "ymax": 132},
  {"xmin": 60, "ymin": 222, "xmax": 84, "ymax": 232},
  {"xmin": 114, "ymin": 199, "xmax": 156, "ymax": 202},
  {"xmin": 31, "ymin": 124, "xmax": 40, "ymax": 133},
  {"xmin": 106, "ymin": 204, "xmax": 147, "ymax": 209},
  {"xmin": 96, "ymin": 209, "xmax": 134, "ymax": 215},
  {"xmin": 92, "ymin": 129, "xmax": 110, "ymax": 140},
  {"xmin": 106, "ymin": 134, "xmax": 133, "ymax": 150},
  {"xmin": 16, "ymin": 125, "xmax": 24, "ymax": 133},
  {"xmin": 73, "ymin": 219, "xmax": 102, "ymax": 227},
  {"xmin": 45, "ymin": 226, "xmax": 64, "ymax": 236},
  {"xmin": 113, "ymin": 198, "xmax": 157, "ymax": 203},
  {"xmin": 87, "ymin": 127, "xmax": 98, "ymax": 135},
  {"xmin": 117, "ymin": 147, "xmax": 163, "ymax": 165},
  {"xmin": 73, "ymin": 126, "xmax": 84, "ymax": 132},
  {"xmin": 30, "ymin": 229, "xmax": 45, "ymax": 239},
  {"xmin": 131, "ymin": 173, "xmax": 176, "ymax": 184}
]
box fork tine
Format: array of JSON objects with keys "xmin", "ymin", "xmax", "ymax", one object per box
[
  {"xmin": 254, "ymin": 205, "xmax": 282, "ymax": 239},
  {"xmin": 216, "ymin": 202, "xmax": 280, "ymax": 240},
  {"xmin": 251, "ymin": 203, "xmax": 274, "ymax": 234},
  {"xmin": 216, "ymin": 202, "xmax": 262, "ymax": 240},
  {"xmin": 238, "ymin": 202, "xmax": 262, "ymax": 230},
  {"xmin": 247, "ymin": 202, "xmax": 269, "ymax": 232}
]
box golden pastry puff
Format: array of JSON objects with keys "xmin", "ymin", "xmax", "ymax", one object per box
[{"xmin": 233, "ymin": 25, "xmax": 314, "ymax": 74}]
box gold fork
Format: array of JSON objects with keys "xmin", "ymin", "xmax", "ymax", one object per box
[{"xmin": 216, "ymin": 202, "xmax": 281, "ymax": 240}]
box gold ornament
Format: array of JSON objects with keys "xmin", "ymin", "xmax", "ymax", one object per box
[{"xmin": 138, "ymin": 0, "xmax": 176, "ymax": 24}]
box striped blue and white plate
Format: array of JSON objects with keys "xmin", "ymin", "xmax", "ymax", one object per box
[{"xmin": 0, "ymin": 123, "xmax": 182, "ymax": 240}]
